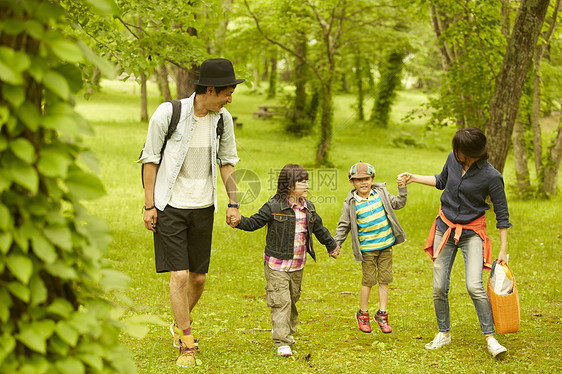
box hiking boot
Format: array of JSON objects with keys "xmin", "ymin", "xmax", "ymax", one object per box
[
  {"xmin": 277, "ymin": 345, "xmax": 292, "ymax": 356},
  {"xmin": 374, "ymin": 310, "xmax": 392, "ymax": 333},
  {"xmin": 356, "ymin": 309, "xmax": 372, "ymax": 333},
  {"xmin": 177, "ymin": 335, "xmax": 197, "ymax": 367},
  {"xmin": 171, "ymin": 320, "xmax": 198, "ymax": 349},
  {"xmin": 425, "ymin": 332, "xmax": 451, "ymax": 350},
  {"xmin": 487, "ymin": 337, "xmax": 507, "ymax": 358}
]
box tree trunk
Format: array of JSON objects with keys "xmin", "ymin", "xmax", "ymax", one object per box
[
  {"xmin": 370, "ymin": 51, "xmax": 405, "ymax": 127},
  {"xmin": 140, "ymin": 70, "xmax": 148, "ymax": 122},
  {"xmin": 512, "ymin": 119, "xmax": 532, "ymax": 195},
  {"xmin": 486, "ymin": 0, "xmax": 550, "ymax": 173},
  {"xmin": 540, "ymin": 113, "xmax": 562, "ymax": 196},
  {"xmin": 354, "ymin": 51, "xmax": 364, "ymax": 121},
  {"xmin": 267, "ymin": 53, "xmax": 278, "ymax": 99},
  {"xmin": 315, "ymin": 83, "xmax": 333, "ymax": 166},
  {"xmin": 293, "ymin": 38, "xmax": 307, "ymax": 123},
  {"xmin": 157, "ymin": 65, "xmax": 172, "ymax": 101}
]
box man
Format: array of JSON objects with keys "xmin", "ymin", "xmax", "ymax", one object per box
[{"xmin": 137, "ymin": 58, "xmax": 244, "ymax": 367}]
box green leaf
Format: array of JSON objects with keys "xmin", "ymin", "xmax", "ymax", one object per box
[
  {"xmin": 15, "ymin": 102, "xmax": 41, "ymax": 131},
  {"xmin": 6, "ymin": 281, "xmax": 30, "ymax": 302},
  {"xmin": 12, "ymin": 164, "xmax": 38, "ymax": 194},
  {"xmin": 84, "ymin": 0, "xmax": 120, "ymax": 16},
  {"xmin": 38, "ymin": 147, "xmax": 72, "ymax": 178},
  {"xmin": 123, "ymin": 320, "xmax": 149, "ymax": 339},
  {"xmin": 0, "ymin": 288, "xmax": 13, "ymax": 323},
  {"xmin": 43, "ymin": 225, "xmax": 72, "ymax": 251},
  {"xmin": 30, "ymin": 234, "xmax": 57, "ymax": 263},
  {"xmin": 44, "ymin": 261, "xmax": 77, "ymax": 280},
  {"xmin": 47, "ymin": 299, "xmax": 74, "ymax": 318},
  {"xmin": 78, "ymin": 353, "xmax": 102, "ymax": 372},
  {"xmin": 78, "ymin": 151, "xmax": 100, "ymax": 174},
  {"xmin": 9, "ymin": 138, "xmax": 36, "ymax": 164},
  {"xmin": 0, "ymin": 334, "xmax": 16, "ymax": 365},
  {"xmin": 0, "ymin": 203, "xmax": 10, "ymax": 230},
  {"xmin": 55, "ymin": 321, "xmax": 79, "ymax": 347},
  {"xmin": 24, "ymin": 20, "xmax": 44, "ymax": 39},
  {"xmin": 29, "ymin": 273, "xmax": 48, "ymax": 306},
  {"xmin": 100, "ymin": 269, "xmax": 130, "ymax": 291},
  {"xmin": 49, "ymin": 39, "xmax": 83, "ymax": 63},
  {"xmin": 6, "ymin": 254, "xmax": 33, "ymax": 284},
  {"xmin": 55, "ymin": 357, "xmax": 85, "ymax": 374},
  {"xmin": 0, "ymin": 47, "xmax": 29, "ymax": 85},
  {"xmin": 0, "ymin": 106, "xmax": 9, "ymax": 128},
  {"xmin": 1, "ymin": 85, "xmax": 26, "ymax": 107},
  {"xmin": 18, "ymin": 320, "xmax": 56, "ymax": 354},
  {"xmin": 55, "ymin": 64, "xmax": 83, "ymax": 93},
  {"xmin": 0, "ymin": 231, "xmax": 12, "ymax": 255},
  {"xmin": 43, "ymin": 71, "xmax": 69, "ymax": 100},
  {"xmin": 78, "ymin": 41, "xmax": 115, "ymax": 78},
  {"xmin": 65, "ymin": 170, "xmax": 106, "ymax": 201}
]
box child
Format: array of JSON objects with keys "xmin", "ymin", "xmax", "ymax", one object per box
[
  {"xmin": 334, "ymin": 162, "xmax": 407, "ymax": 333},
  {"xmin": 232, "ymin": 164, "xmax": 339, "ymax": 357}
]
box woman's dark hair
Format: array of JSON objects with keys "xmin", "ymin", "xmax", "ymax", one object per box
[
  {"xmin": 273, "ymin": 164, "xmax": 309, "ymax": 201},
  {"xmin": 452, "ymin": 126, "xmax": 489, "ymax": 163},
  {"xmin": 194, "ymin": 84, "xmax": 237, "ymax": 95}
]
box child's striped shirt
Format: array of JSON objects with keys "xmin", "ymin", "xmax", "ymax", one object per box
[{"xmin": 355, "ymin": 190, "xmax": 395, "ymax": 251}]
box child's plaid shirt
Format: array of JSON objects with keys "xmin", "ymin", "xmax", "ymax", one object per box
[{"xmin": 264, "ymin": 199, "xmax": 307, "ymax": 272}]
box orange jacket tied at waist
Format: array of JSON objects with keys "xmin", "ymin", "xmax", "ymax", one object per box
[{"xmin": 424, "ymin": 208, "xmax": 493, "ymax": 270}]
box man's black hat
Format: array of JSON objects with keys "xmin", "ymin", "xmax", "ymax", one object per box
[{"xmin": 194, "ymin": 58, "xmax": 245, "ymax": 87}]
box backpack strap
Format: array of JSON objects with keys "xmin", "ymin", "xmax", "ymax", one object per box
[
  {"xmin": 141, "ymin": 99, "xmax": 182, "ymax": 189},
  {"xmin": 216, "ymin": 113, "xmax": 224, "ymax": 167}
]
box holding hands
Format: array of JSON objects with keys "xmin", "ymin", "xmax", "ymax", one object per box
[
  {"xmin": 329, "ymin": 244, "xmax": 341, "ymax": 259},
  {"xmin": 227, "ymin": 207, "xmax": 241, "ymax": 228}
]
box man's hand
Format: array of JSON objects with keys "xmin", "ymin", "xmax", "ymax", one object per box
[
  {"xmin": 144, "ymin": 209, "xmax": 158, "ymax": 232},
  {"xmin": 227, "ymin": 207, "xmax": 241, "ymax": 228}
]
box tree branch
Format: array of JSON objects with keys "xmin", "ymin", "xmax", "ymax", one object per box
[{"xmin": 243, "ymin": 0, "xmax": 322, "ymax": 81}]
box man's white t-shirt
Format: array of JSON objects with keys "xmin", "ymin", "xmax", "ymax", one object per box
[{"xmin": 169, "ymin": 113, "xmax": 213, "ymax": 209}]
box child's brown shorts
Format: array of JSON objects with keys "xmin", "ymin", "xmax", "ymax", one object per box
[{"xmin": 361, "ymin": 247, "xmax": 393, "ymax": 286}]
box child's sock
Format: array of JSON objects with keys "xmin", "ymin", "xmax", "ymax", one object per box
[{"xmin": 377, "ymin": 310, "xmax": 386, "ymax": 315}]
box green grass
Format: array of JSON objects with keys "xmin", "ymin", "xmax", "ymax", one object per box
[{"xmin": 77, "ymin": 81, "xmax": 561, "ymax": 373}]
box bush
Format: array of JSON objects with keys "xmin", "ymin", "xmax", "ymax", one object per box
[{"xmin": 0, "ymin": 1, "xmax": 135, "ymax": 372}]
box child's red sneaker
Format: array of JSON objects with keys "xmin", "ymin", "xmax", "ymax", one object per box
[
  {"xmin": 374, "ymin": 310, "xmax": 392, "ymax": 333},
  {"xmin": 356, "ymin": 309, "xmax": 372, "ymax": 333}
]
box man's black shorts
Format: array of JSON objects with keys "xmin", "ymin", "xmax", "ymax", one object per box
[{"xmin": 153, "ymin": 205, "xmax": 214, "ymax": 273}]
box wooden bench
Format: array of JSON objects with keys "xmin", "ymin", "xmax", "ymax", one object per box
[
  {"xmin": 253, "ymin": 105, "xmax": 289, "ymax": 119},
  {"xmin": 232, "ymin": 116, "xmax": 242, "ymax": 128}
]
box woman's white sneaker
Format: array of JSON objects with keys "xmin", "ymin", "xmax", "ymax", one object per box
[
  {"xmin": 277, "ymin": 345, "xmax": 292, "ymax": 356},
  {"xmin": 487, "ymin": 337, "xmax": 507, "ymax": 357},
  {"xmin": 425, "ymin": 332, "xmax": 451, "ymax": 350}
]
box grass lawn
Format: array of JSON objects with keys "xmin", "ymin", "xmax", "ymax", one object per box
[{"xmin": 76, "ymin": 80, "xmax": 561, "ymax": 373}]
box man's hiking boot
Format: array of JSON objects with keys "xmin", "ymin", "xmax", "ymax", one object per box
[
  {"xmin": 171, "ymin": 320, "xmax": 198, "ymax": 350},
  {"xmin": 176, "ymin": 335, "xmax": 197, "ymax": 367}
]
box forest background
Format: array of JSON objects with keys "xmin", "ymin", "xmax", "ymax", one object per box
[{"xmin": 0, "ymin": 0, "xmax": 561, "ymax": 373}]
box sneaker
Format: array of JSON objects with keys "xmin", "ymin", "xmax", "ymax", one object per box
[
  {"xmin": 176, "ymin": 335, "xmax": 197, "ymax": 367},
  {"xmin": 356, "ymin": 309, "xmax": 372, "ymax": 333},
  {"xmin": 425, "ymin": 332, "xmax": 451, "ymax": 350},
  {"xmin": 277, "ymin": 345, "xmax": 292, "ymax": 356},
  {"xmin": 487, "ymin": 337, "xmax": 507, "ymax": 358},
  {"xmin": 374, "ymin": 310, "xmax": 392, "ymax": 333},
  {"xmin": 170, "ymin": 321, "xmax": 198, "ymax": 350}
]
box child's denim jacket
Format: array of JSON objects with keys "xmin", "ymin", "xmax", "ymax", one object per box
[{"xmin": 237, "ymin": 198, "xmax": 337, "ymax": 261}]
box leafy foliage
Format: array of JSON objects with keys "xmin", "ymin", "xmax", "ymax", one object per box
[{"xmin": 0, "ymin": 0, "xmax": 135, "ymax": 372}]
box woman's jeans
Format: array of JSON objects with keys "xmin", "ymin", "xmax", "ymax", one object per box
[{"xmin": 432, "ymin": 230, "xmax": 495, "ymax": 336}]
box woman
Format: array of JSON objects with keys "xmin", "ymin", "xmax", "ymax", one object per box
[{"xmin": 400, "ymin": 127, "xmax": 511, "ymax": 358}]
